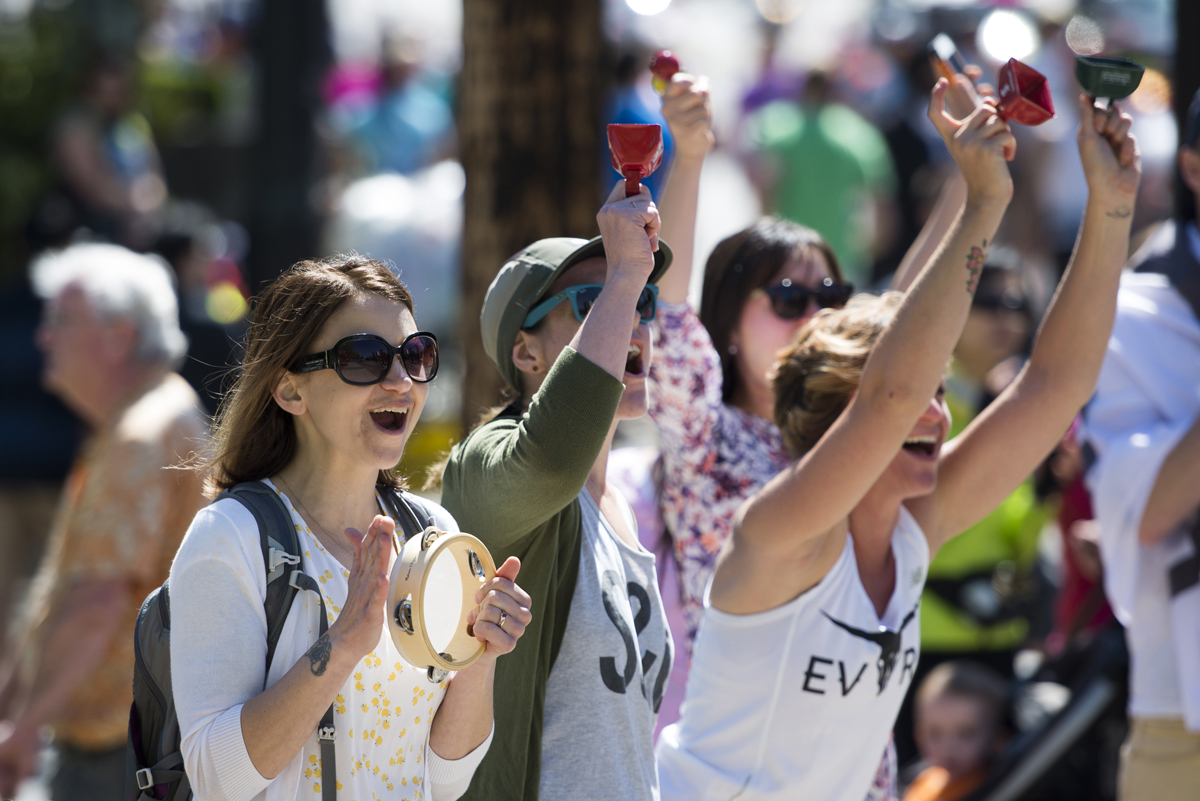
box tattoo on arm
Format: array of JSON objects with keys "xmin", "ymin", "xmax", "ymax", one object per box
[
  {"xmin": 965, "ymin": 239, "xmax": 988, "ymax": 294},
  {"xmin": 307, "ymin": 634, "xmax": 332, "ymax": 677},
  {"xmin": 1106, "ymin": 205, "xmax": 1132, "ymax": 219}
]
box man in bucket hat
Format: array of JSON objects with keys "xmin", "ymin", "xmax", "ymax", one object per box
[{"xmin": 442, "ymin": 181, "xmax": 673, "ymax": 800}]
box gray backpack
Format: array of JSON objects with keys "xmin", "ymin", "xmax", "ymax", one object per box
[{"xmin": 126, "ymin": 481, "xmax": 432, "ymax": 801}]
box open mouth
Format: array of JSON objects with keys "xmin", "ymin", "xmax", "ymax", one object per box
[
  {"xmin": 625, "ymin": 343, "xmax": 645, "ymax": 377},
  {"xmin": 902, "ymin": 435, "xmax": 938, "ymax": 457},
  {"xmin": 369, "ymin": 407, "xmax": 408, "ymax": 433}
]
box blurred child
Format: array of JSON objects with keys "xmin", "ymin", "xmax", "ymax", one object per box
[{"xmin": 904, "ymin": 662, "xmax": 1011, "ymax": 801}]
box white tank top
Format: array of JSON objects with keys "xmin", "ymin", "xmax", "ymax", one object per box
[{"xmin": 656, "ymin": 506, "xmax": 930, "ymax": 801}]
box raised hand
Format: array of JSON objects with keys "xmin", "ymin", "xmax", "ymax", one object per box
[
  {"xmin": 927, "ymin": 78, "xmax": 1016, "ymax": 206},
  {"xmin": 662, "ymin": 73, "xmax": 714, "ymax": 161},
  {"xmin": 596, "ymin": 179, "xmax": 661, "ymax": 282},
  {"xmin": 1078, "ymin": 95, "xmax": 1141, "ymax": 209},
  {"xmin": 326, "ymin": 515, "xmax": 395, "ymax": 665},
  {"xmin": 941, "ymin": 64, "xmax": 998, "ymax": 120},
  {"xmin": 466, "ymin": 556, "xmax": 531, "ymax": 662}
]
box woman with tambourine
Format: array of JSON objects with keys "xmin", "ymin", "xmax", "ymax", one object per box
[
  {"xmin": 655, "ymin": 82, "xmax": 1141, "ymax": 800},
  {"xmin": 170, "ymin": 255, "xmax": 531, "ymax": 800}
]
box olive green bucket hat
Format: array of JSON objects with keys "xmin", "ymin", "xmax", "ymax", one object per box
[{"xmin": 481, "ymin": 235, "xmax": 672, "ymax": 391}]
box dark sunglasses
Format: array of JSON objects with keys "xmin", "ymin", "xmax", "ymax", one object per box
[
  {"xmin": 762, "ymin": 277, "xmax": 854, "ymax": 320},
  {"xmin": 972, "ymin": 289, "xmax": 1029, "ymax": 314},
  {"xmin": 297, "ymin": 332, "xmax": 439, "ymax": 385},
  {"xmin": 522, "ymin": 283, "xmax": 659, "ymax": 329}
]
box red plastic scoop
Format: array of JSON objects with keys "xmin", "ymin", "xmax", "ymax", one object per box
[
  {"xmin": 650, "ymin": 50, "xmax": 680, "ymax": 95},
  {"xmin": 995, "ymin": 58, "xmax": 1055, "ymax": 125},
  {"xmin": 607, "ymin": 124, "xmax": 664, "ymax": 197}
]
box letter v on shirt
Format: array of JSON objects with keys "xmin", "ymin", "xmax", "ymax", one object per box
[
  {"xmin": 539, "ymin": 489, "xmax": 673, "ymax": 801},
  {"xmin": 657, "ymin": 505, "xmax": 930, "ymax": 801}
]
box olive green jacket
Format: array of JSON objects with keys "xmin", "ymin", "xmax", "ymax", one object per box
[{"xmin": 441, "ymin": 347, "xmax": 624, "ymax": 800}]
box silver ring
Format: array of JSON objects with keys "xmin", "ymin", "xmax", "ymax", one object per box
[{"xmin": 498, "ymin": 611, "xmax": 508, "ymax": 630}]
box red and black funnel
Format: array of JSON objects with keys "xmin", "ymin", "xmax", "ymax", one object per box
[{"xmin": 607, "ymin": 124, "xmax": 664, "ymax": 197}]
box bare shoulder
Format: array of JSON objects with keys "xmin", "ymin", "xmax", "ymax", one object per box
[{"xmin": 710, "ymin": 523, "xmax": 847, "ymax": 615}]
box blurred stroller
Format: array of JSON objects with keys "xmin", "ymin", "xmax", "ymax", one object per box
[{"xmin": 961, "ymin": 623, "xmax": 1129, "ymax": 801}]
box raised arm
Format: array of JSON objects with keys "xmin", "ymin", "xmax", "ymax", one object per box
[
  {"xmin": 892, "ymin": 70, "xmax": 995, "ymax": 293},
  {"xmin": 656, "ymin": 73, "xmax": 714, "ymax": 305},
  {"xmin": 444, "ymin": 186, "xmax": 660, "ymax": 542},
  {"xmin": 738, "ymin": 80, "xmax": 1014, "ymax": 551},
  {"xmin": 891, "ymin": 172, "xmax": 966, "ymax": 292},
  {"xmin": 574, "ymin": 180, "xmax": 661, "ymax": 376},
  {"xmin": 445, "ymin": 351, "xmax": 625, "ymax": 543},
  {"xmin": 919, "ymin": 95, "xmax": 1141, "ymax": 548}
]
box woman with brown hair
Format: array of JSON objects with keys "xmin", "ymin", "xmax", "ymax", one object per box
[
  {"xmin": 655, "ymin": 87, "xmax": 1140, "ymax": 801},
  {"xmin": 168, "ymin": 254, "xmax": 530, "ymax": 801},
  {"xmin": 649, "ymin": 74, "xmax": 852, "ymax": 649}
]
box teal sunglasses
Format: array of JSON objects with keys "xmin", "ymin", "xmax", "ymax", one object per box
[{"xmin": 522, "ymin": 283, "xmax": 659, "ymax": 329}]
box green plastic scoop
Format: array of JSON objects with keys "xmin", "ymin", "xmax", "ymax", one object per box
[{"xmin": 1075, "ymin": 56, "xmax": 1145, "ymax": 105}]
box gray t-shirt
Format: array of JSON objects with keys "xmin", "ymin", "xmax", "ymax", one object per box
[{"xmin": 539, "ymin": 489, "xmax": 674, "ymax": 800}]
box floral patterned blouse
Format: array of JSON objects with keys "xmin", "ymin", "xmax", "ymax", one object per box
[{"xmin": 648, "ymin": 302, "xmax": 792, "ymax": 644}]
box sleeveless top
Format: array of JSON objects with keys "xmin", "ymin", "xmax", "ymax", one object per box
[{"xmin": 656, "ymin": 506, "xmax": 930, "ymax": 801}]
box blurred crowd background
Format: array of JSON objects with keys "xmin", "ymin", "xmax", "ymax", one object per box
[{"xmin": 0, "ymin": 0, "xmax": 1191, "ymax": 798}]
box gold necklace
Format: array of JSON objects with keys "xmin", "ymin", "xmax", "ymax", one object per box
[
  {"xmin": 276, "ymin": 477, "xmax": 398, "ymax": 562},
  {"xmin": 275, "ymin": 477, "xmax": 358, "ymax": 563}
]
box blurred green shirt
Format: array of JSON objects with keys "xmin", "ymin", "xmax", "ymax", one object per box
[{"xmin": 749, "ymin": 100, "xmax": 896, "ymax": 283}]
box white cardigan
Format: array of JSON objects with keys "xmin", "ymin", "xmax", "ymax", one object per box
[{"xmin": 170, "ymin": 483, "xmax": 492, "ymax": 801}]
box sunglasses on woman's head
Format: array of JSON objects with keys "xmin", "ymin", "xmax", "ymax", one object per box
[
  {"xmin": 522, "ymin": 283, "xmax": 659, "ymax": 329},
  {"xmin": 763, "ymin": 277, "xmax": 854, "ymax": 320},
  {"xmin": 297, "ymin": 332, "xmax": 439, "ymax": 386}
]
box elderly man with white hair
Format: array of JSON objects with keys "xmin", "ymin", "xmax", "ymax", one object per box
[{"xmin": 0, "ymin": 243, "xmax": 208, "ymax": 801}]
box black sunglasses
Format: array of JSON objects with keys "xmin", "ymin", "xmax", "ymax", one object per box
[
  {"xmin": 297, "ymin": 332, "xmax": 439, "ymax": 385},
  {"xmin": 972, "ymin": 289, "xmax": 1029, "ymax": 314},
  {"xmin": 763, "ymin": 277, "xmax": 854, "ymax": 320}
]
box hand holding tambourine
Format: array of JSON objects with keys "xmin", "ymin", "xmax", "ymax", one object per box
[
  {"xmin": 466, "ymin": 555, "xmax": 530, "ymax": 658},
  {"xmin": 386, "ymin": 524, "xmax": 530, "ymax": 681}
]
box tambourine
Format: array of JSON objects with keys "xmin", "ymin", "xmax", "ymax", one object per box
[{"xmin": 387, "ymin": 527, "xmax": 496, "ymax": 682}]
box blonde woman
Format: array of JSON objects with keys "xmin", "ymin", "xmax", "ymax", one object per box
[{"xmin": 656, "ymin": 86, "xmax": 1140, "ymax": 801}]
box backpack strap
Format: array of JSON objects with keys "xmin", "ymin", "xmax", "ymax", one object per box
[
  {"xmin": 217, "ymin": 481, "xmax": 337, "ymax": 801},
  {"xmin": 290, "ymin": 568, "xmax": 337, "ymax": 801},
  {"xmin": 132, "ymin": 752, "xmax": 189, "ymax": 801},
  {"xmin": 215, "ymin": 482, "xmax": 303, "ymax": 677},
  {"xmin": 379, "ymin": 487, "xmax": 436, "ymax": 542}
]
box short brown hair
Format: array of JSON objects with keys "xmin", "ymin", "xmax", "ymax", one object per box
[
  {"xmin": 916, "ymin": 660, "xmax": 1010, "ymax": 730},
  {"xmin": 772, "ymin": 292, "xmax": 902, "ymax": 458},
  {"xmin": 205, "ymin": 254, "xmax": 414, "ymax": 495},
  {"xmin": 700, "ymin": 218, "xmax": 843, "ymax": 405}
]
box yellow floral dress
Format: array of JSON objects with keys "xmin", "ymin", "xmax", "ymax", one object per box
[{"xmin": 270, "ymin": 481, "xmax": 448, "ymax": 801}]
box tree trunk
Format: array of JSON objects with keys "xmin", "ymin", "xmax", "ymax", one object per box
[
  {"xmin": 459, "ymin": 0, "xmax": 607, "ymax": 428},
  {"xmin": 245, "ymin": 0, "xmax": 330, "ymax": 288}
]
